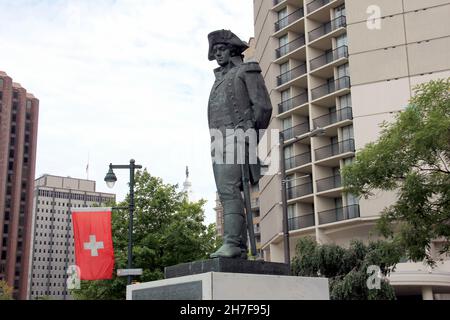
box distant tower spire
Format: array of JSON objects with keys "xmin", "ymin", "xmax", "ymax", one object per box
[{"xmin": 182, "ymin": 166, "xmax": 194, "ymax": 201}]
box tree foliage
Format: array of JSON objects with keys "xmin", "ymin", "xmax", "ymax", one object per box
[
  {"xmin": 72, "ymin": 169, "xmax": 220, "ymax": 300},
  {"xmin": 291, "ymin": 237, "xmax": 401, "ymax": 300},
  {"xmin": 342, "ymin": 78, "xmax": 450, "ymax": 265},
  {"xmin": 0, "ymin": 280, "xmax": 13, "ymax": 300}
]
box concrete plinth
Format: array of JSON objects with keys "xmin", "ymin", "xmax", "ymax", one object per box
[
  {"xmin": 164, "ymin": 258, "xmax": 289, "ymax": 279},
  {"xmin": 127, "ymin": 272, "xmax": 330, "ymax": 300}
]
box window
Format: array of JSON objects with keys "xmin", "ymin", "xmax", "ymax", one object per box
[
  {"xmin": 282, "ymin": 117, "xmax": 292, "ymax": 131},
  {"xmin": 334, "ymin": 4, "xmax": 346, "ymax": 18},
  {"xmin": 278, "ymin": 7, "xmax": 288, "ymax": 29},
  {"xmin": 287, "ymin": 205, "xmax": 295, "ymax": 219},
  {"xmin": 280, "ymin": 62, "xmax": 289, "ymax": 75},
  {"xmin": 336, "ymin": 34, "xmax": 348, "ymax": 47},
  {"xmin": 339, "ymin": 94, "xmax": 352, "ymax": 108},
  {"xmin": 341, "ymin": 125, "xmax": 354, "ymax": 140},
  {"xmin": 279, "ymin": 34, "xmax": 288, "ymax": 48},
  {"xmin": 281, "ymin": 89, "xmax": 290, "ymax": 102},
  {"xmin": 337, "ymin": 63, "xmax": 349, "ymax": 78}
]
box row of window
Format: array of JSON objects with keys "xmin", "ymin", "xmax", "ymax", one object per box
[
  {"xmin": 36, "ymin": 224, "xmax": 72, "ymax": 231},
  {"xmin": 33, "ymin": 273, "xmax": 69, "ymax": 279},
  {"xmin": 36, "ymin": 216, "xmax": 72, "ymax": 223},
  {"xmin": 38, "ymin": 189, "xmax": 113, "ymax": 203},
  {"xmin": 32, "ymin": 291, "xmax": 68, "ymax": 297},
  {"xmin": 35, "ymin": 248, "xmax": 74, "ymax": 255},
  {"xmin": 33, "ymin": 262, "xmax": 74, "ymax": 269},
  {"xmin": 35, "ymin": 240, "xmax": 73, "ymax": 246},
  {"xmin": 34, "ymin": 257, "xmax": 74, "ymax": 263},
  {"xmin": 35, "ymin": 232, "xmax": 73, "ymax": 239}
]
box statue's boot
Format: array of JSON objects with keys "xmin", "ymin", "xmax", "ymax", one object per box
[{"xmin": 211, "ymin": 213, "xmax": 244, "ymax": 259}]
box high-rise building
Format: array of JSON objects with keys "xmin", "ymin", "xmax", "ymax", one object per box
[
  {"xmin": 28, "ymin": 175, "xmax": 115, "ymax": 300},
  {"xmin": 0, "ymin": 71, "xmax": 39, "ymax": 299},
  {"xmin": 254, "ymin": 0, "xmax": 450, "ymax": 299}
]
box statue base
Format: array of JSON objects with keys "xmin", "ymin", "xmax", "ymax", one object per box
[
  {"xmin": 164, "ymin": 258, "xmax": 289, "ymax": 279},
  {"xmin": 127, "ymin": 271, "xmax": 329, "ymax": 300}
]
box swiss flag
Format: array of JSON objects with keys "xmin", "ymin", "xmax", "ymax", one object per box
[{"xmin": 72, "ymin": 208, "xmax": 115, "ymax": 280}]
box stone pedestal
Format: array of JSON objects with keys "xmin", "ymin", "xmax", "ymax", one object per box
[
  {"xmin": 127, "ymin": 272, "xmax": 330, "ymax": 300},
  {"xmin": 164, "ymin": 258, "xmax": 289, "ymax": 279}
]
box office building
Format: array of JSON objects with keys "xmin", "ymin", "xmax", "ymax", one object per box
[
  {"xmin": 253, "ymin": 0, "xmax": 450, "ymax": 299},
  {"xmin": 0, "ymin": 71, "xmax": 39, "ymax": 299},
  {"xmin": 28, "ymin": 175, "xmax": 115, "ymax": 300}
]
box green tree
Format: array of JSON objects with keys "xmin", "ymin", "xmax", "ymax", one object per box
[
  {"xmin": 0, "ymin": 280, "xmax": 13, "ymax": 300},
  {"xmin": 72, "ymin": 169, "xmax": 220, "ymax": 300},
  {"xmin": 291, "ymin": 237, "xmax": 401, "ymax": 300},
  {"xmin": 342, "ymin": 78, "xmax": 450, "ymax": 265}
]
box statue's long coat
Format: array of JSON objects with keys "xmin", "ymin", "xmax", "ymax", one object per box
[{"xmin": 208, "ymin": 58, "xmax": 273, "ymax": 185}]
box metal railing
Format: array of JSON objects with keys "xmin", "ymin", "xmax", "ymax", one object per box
[
  {"xmin": 285, "ymin": 151, "xmax": 312, "ymax": 170},
  {"xmin": 307, "ymin": 0, "xmax": 331, "ymax": 13},
  {"xmin": 275, "ymin": 8, "xmax": 304, "ymax": 31},
  {"xmin": 311, "ymin": 76, "xmax": 350, "ymax": 100},
  {"xmin": 313, "ymin": 106, "xmax": 353, "ymax": 128},
  {"xmin": 288, "ymin": 213, "xmax": 315, "ymax": 230},
  {"xmin": 319, "ymin": 204, "xmax": 360, "ymax": 225},
  {"xmin": 273, "ymin": 0, "xmax": 283, "ymax": 6},
  {"xmin": 278, "ymin": 92, "xmax": 308, "ymax": 114},
  {"xmin": 316, "ymin": 174, "xmax": 341, "ymax": 192},
  {"xmin": 310, "ymin": 45, "xmax": 348, "ymax": 71},
  {"xmin": 308, "ymin": 15, "xmax": 346, "ymax": 42},
  {"xmin": 315, "ymin": 139, "xmax": 355, "ymax": 161},
  {"xmin": 281, "ymin": 121, "xmax": 310, "ymax": 141},
  {"xmin": 251, "ymin": 199, "xmax": 260, "ymax": 208},
  {"xmin": 287, "ymin": 182, "xmax": 313, "ymax": 200},
  {"xmin": 277, "ymin": 63, "xmax": 307, "ymax": 86},
  {"xmin": 276, "ymin": 36, "xmax": 306, "ymax": 58}
]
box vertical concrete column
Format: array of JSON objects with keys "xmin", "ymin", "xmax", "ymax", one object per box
[{"xmin": 422, "ymin": 286, "xmax": 434, "ymax": 300}]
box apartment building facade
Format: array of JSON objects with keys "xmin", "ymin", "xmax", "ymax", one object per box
[
  {"xmin": 0, "ymin": 71, "xmax": 39, "ymax": 299},
  {"xmin": 253, "ymin": 0, "xmax": 450, "ymax": 299},
  {"xmin": 28, "ymin": 175, "xmax": 115, "ymax": 300}
]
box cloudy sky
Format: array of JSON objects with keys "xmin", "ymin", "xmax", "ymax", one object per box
[{"xmin": 0, "ymin": 0, "xmax": 255, "ymax": 225}]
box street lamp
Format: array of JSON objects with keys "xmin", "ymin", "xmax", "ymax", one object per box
[
  {"xmin": 279, "ymin": 127, "xmax": 326, "ymax": 273},
  {"xmin": 104, "ymin": 159, "xmax": 143, "ymax": 285}
]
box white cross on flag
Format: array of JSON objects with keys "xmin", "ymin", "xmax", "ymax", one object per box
[{"xmin": 72, "ymin": 208, "xmax": 114, "ymax": 280}]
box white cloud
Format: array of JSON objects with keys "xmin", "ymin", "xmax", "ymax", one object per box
[{"xmin": 0, "ymin": 0, "xmax": 254, "ymax": 225}]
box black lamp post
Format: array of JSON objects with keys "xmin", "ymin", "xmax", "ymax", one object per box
[
  {"xmin": 104, "ymin": 159, "xmax": 142, "ymax": 285},
  {"xmin": 279, "ymin": 128, "xmax": 325, "ymax": 272}
]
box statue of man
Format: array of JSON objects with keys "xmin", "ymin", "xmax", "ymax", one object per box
[{"xmin": 207, "ymin": 30, "xmax": 272, "ymax": 259}]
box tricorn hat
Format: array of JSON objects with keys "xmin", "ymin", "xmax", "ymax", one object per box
[{"xmin": 208, "ymin": 29, "xmax": 249, "ymax": 61}]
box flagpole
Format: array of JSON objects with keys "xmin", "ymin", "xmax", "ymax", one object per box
[{"xmin": 127, "ymin": 160, "xmax": 135, "ymax": 286}]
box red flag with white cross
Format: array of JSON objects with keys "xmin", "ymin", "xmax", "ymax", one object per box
[{"xmin": 72, "ymin": 208, "xmax": 115, "ymax": 280}]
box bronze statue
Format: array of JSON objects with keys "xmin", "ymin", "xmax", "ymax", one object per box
[{"xmin": 207, "ymin": 30, "xmax": 272, "ymax": 259}]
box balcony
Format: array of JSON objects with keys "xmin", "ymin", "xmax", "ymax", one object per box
[
  {"xmin": 277, "ymin": 63, "xmax": 307, "ymax": 87},
  {"xmin": 278, "ymin": 92, "xmax": 308, "ymax": 114},
  {"xmin": 313, "ymin": 106, "xmax": 353, "ymax": 128},
  {"xmin": 308, "ymin": 16, "xmax": 346, "ymax": 42},
  {"xmin": 318, "ymin": 204, "xmax": 360, "ymax": 225},
  {"xmin": 276, "ymin": 36, "xmax": 306, "ymax": 59},
  {"xmin": 285, "ymin": 151, "xmax": 312, "ymax": 170},
  {"xmin": 307, "ymin": 0, "xmax": 332, "ymax": 13},
  {"xmin": 310, "ymin": 45, "xmax": 348, "ymax": 71},
  {"xmin": 288, "ymin": 213, "xmax": 315, "ymax": 231},
  {"xmin": 275, "ymin": 8, "xmax": 304, "ymax": 32},
  {"xmin": 311, "ymin": 76, "xmax": 350, "ymax": 101},
  {"xmin": 251, "ymin": 199, "xmax": 260, "ymax": 209},
  {"xmin": 281, "ymin": 121, "xmax": 309, "ymax": 141},
  {"xmin": 287, "ymin": 182, "xmax": 313, "ymax": 200},
  {"xmin": 316, "ymin": 174, "xmax": 341, "ymax": 193},
  {"xmin": 315, "ymin": 139, "xmax": 355, "ymax": 161}
]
